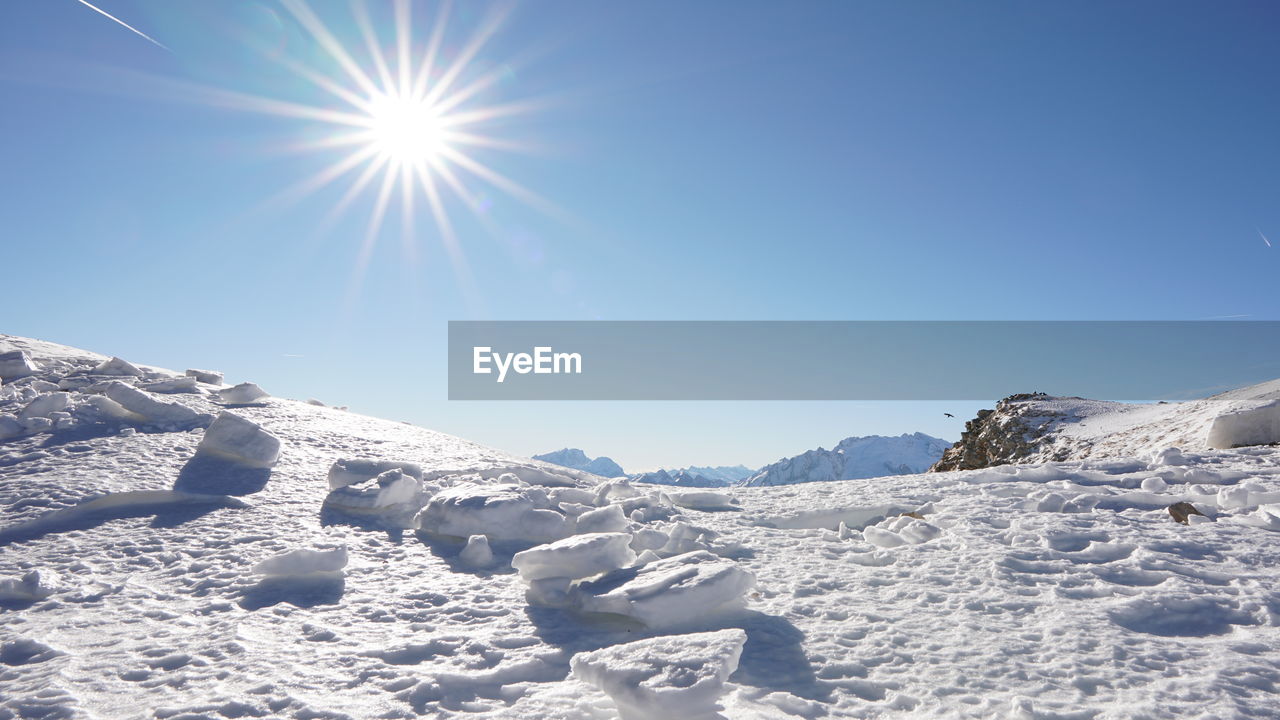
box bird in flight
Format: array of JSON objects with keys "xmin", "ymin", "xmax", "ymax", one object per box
[
  {"xmin": 944, "ymin": 413, "xmax": 955, "ymax": 418},
  {"xmin": 1261, "ymin": 229, "xmax": 1273, "ymax": 248}
]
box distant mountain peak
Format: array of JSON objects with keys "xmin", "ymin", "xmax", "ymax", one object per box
[
  {"xmin": 741, "ymin": 433, "xmax": 951, "ymax": 487},
  {"xmin": 532, "ymin": 448, "xmax": 625, "ymax": 478}
]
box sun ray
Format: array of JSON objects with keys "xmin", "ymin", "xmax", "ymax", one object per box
[
  {"xmin": 394, "ymin": 0, "xmax": 413, "ymax": 99},
  {"xmin": 421, "ymin": 6, "xmax": 509, "ymax": 107},
  {"xmin": 411, "ymin": 0, "xmax": 453, "ymax": 101},
  {"xmin": 352, "ymin": 0, "xmax": 396, "ymax": 96},
  {"xmin": 278, "ymin": 0, "xmax": 381, "ymax": 99}
]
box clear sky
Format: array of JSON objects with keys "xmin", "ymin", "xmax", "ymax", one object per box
[{"xmin": 2, "ymin": 1, "xmax": 1277, "ymax": 471}]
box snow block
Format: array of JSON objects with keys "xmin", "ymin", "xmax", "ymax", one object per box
[
  {"xmin": 511, "ymin": 532, "xmax": 637, "ymax": 582},
  {"xmin": 92, "ymin": 356, "xmax": 143, "ymax": 377},
  {"xmin": 219, "ymin": 382, "xmax": 270, "ymax": 404},
  {"xmin": 1206, "ymin": 401, "xmax": 1280, "ymax": 449},
  {"xmin": 575, "ymin": 503, "xmax": 629, "ymax": 534},
  {"xmin": 0, "ymin": 414, "xmax": 24, "ymax": 440},
  {"xmin": 327, "ymin": 458, "xmax": 424, "ymax": 491},
  {"xmin": 459, "ymin": 535, "xmax": 495, "ymax": 569},
  {"xmin": 415, "ymin": 482, "xmax": 572, "ymax": 544},
  {"xmin": 571, "ymin": 629, "xmax": 747, "ymax": 720},
  {"xmin": 102, "ymin": 381, "xmax": 204, "ymax": 426},
  {"xmin": 0, "ymin": 570, "xmax": 61, "ymax": 603},
  {"xmin": 18, "ymin": 392, "xmax": 71, "ymax": 421},
  {"xmin": 665, "ymin": 490, "xmax": 736, "ymax": 511},
  {"xmin": 253, "ymin": 547, "xmax": 347, "ymax": 576},
  {"xmin": 142, "ymin": 376, "xmax": 200, "ymax": 394},
  {"xmin": 324, "ymin": 469, "xmax": 427, "ymax": 528},
  {"xmin": 196, "ymin": 411, "xmax": 281, "ymax": 468},
  {"xmin": 0, "ymin": 350, "xmax": 39, "ymax": 380},
  {"xmin": 576, "ymin": 550, "xmax": 756, "ymax": 629},
  {"xmin": 185, "ymin": 368, "xmax": 224, "ymax": 385}
]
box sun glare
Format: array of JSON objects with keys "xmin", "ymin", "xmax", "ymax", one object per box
[{"xmin": 366, "ymin": 93, "xmax": 446, "ymax": 164}]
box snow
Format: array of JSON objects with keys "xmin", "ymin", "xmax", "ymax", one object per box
[
  {"xmin": 415, "ymin": 481, "xmax": 572, "ymax": 544},
  {"xmin": 458, "ymin": 534, "xmax": 495, "ymax": 568},
  {"xmin": 252, "ymin": 546, "xmax": 348, "ymax": 576},
  {"xmin": 5, "ymin": 334, "xmax": 1280, "ymax": 719},
  {"xmin": 576, "ymin": 551, "xmax": 757, "ymax": 629},
  {"xmin": 323, "ymin": 467, "xmax": 428, "ymax": 527},
  {"xmin": 664, "ymin": 490, "xmax": 736, "ymax": 511},
  {"xmin": 742, "ymin": 432, "xmax": 951, "ymax": 486},
  {"xmin": 185, "ymin": 368, "xmax": 224, "ymax": 385},
  {"xmin": 141, "ymin": 376, "xmax": 200, "ymax": 394},
  {"xmin": 218, "ymin": 381, "xmax": 270, "ymax": 404},
  {"xmin": 0, "ymin": 349, "xmax": 39, "ymax": 380},
  {"xmin": 91, "ymin": 356, "xmax": 143, "ymax": 377},
  {"xmin": 570, "ymin": 629, "xmax": 747, "ymax": 720},
  {"xmin": 511, "ymin": 532, "xmax": 636, "ymax": 581},
  {"xmin": 102, "ymin": 381, "xmax": 207, "ymax": 426},
  {"xmin": 0, "ymin": 569, "xmax": 60, "ymax": 604},
  {"xmin": 195, "ymin": 410, "xmax": 281, "ymax": 467},
  {"xmin": 327, "ymin": 457, "xmax": 425, "ymax": 490},
  {"xmin": 1206, "ymin": 400, "xmax": 1280, "ymax": 449},
  {"xmin": 533, "ymin": 447, "xmax": 627, "ymax": 477},
  {"xmin": 574, "ymin": 503, "xmax": 629, "ymax": 533}
]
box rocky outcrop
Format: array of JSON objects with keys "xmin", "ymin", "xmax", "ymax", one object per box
[{"xmin": 929, "ymin": 393, "xmax": 1066, "ymax": 472}]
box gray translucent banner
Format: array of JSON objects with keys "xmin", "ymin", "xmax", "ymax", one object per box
[{"xmin": 448, "ymin": 321, "xmax": 1280, "ymax": 401}]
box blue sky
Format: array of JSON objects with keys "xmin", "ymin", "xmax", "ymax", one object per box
[{"xmin": 2, "ymin": 1, "xmax": 1277, "ymax": 471}]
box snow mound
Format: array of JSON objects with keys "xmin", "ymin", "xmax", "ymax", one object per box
[
  {"xmin": 458, "ymin": 534, "xmax": 495, "ymax": 568},
  {"xmin": 253, "ymin": 547, "xmax": 348, "ymax": 577},
  {"xmin": 511, "ymin": 532, "xmax": 636, "ymax": 582},
  {"xmin": 91, "ymin": 356, "xmax": 143, "ymax": 377},
  {"xmin": 195, "ymin": 411, "xmax": 281, "ymax": 468},
  {"xmin": 571, "ymin": 629, "xmax": 747, "ymax": 720},
  {"xmin": 576, "ymin": 550, "xmax": 756, "ymax": 629},
  {"xmin": 1207, "ymin": 401, "xmax": 1280, "ymax": 449},
  {"xmin": 0, "ymin": 349, "xmax": 39, "ymax": 380},
  {"xmin": 102, "ymin": 381, "xmax": 207, "ymax": 426},
  {"xmin": 665, "ymin": 490, "xmax": 736, "ymax": 511},
  {"xmin": 327, "ymin": 458, "xmax": 424, "ymax": 490},
  {"xmin": 323, "ymin": 468, "xmax": 427, "ymax": 528},
  {"xmin": 415, "ymin": 481, "xmax": 572, "ymax": 544},
  {"xmin": 0, "ymin": 570, "xmax": 61, "ymax": 603},
  {"xmin": 219, "ymin": 382, "xmax": 269, "ymax": 404},
  {"xmin": 185, "ymin": 368, "xmax": 223, "ymax": 385},
  {"xmin": 141, "ymin": 376, "xmax": 200, "ymax": 394}
]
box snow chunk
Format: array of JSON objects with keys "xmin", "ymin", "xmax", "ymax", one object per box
[
  {"xmin": 571, "ymin": 629, "xmax": 747, "ymax": 720},
  {"xmin": 327, "ymin": 458, "xmax": 424, "ymax": 490},
  {"xmin": 0, "ymin": 350, "xmax": 39, "ymax": 380},
  {"xmin": 665, "ymin": 490, "xmax": 736, "ymax": 511},
  {"xmin": 1150, "ymin": 447, "xmax": 1189, "ymax": 467},
  {"xmin": 185, "ymin": 368, "xmax": 224, "ymax": 385},
  {"xmin": 0, "ymin": 570, "xmax": 61, "ymax": 603},
  {"xmin": 324, "ymin": 469, "xmax": 427, "ymax": 528},
  {"xmin": 18, "ymin": 392, "xmax": 71, "ymax": 421},
  {"xmin": 196, "ymin": 411, "xmax": 281, "ymax": 468},
  {"xmin": 0, "ymin": 414, "xmax": 23, "ymax": 440},
  {"xmin": 102, "ymin": 382, "xmax": 204, "ymax": 426},
  {"xmin": 575, "ymin": 503, "xmax": 629, "ymax": 534},
  {"xmin": 253, "ymin": 547, "xmax": 347, "ymax": 576},
  {"xmin": 142, "ymin": 376, "xmax": 200, "ymax": 394},
  {"xmin": 219, "ymin": 382, "xmax": 270, "ymax": 404},
  {"xmin": 577, "ymin": 550, "xmax": 756, "ymax": 628},
  {"xmin": 1206, "ymin": 401, "xmax": 1280, "ymax": 449},
  {"xmin": 511, "ymin": 532, "xmax": 636, "ymax": 582},
  {"xmin": 92, "ymin": 356, "xmax": 143, "ymax": 376},
  {"xmin": 415, "ymin": 482, "xmax": 571, "ymax": 544},
  {"xmin": 459, "ymin": 535, "xmax": 495, "ymax": 569}
]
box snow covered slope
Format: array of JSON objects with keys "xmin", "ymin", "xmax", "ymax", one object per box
[
  {"xmin": 741, "ymin": 433, "xmax": 951, "ymax": 487},
  {"xmin": 4, "ymin": 335, "xmax": 1280, "ymax": 719},
  {"xmin": 532, "ymin": 448, "xmax": 626, "ymax": 478},
  {"xmin": 933, "ymin": 382, "xmax": 1280, "ymax": 471}
]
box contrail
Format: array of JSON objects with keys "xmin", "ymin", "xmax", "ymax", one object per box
[
  {"xmin": 1260, "ymin": 228, "xmax": 1273, "ymax": 248},
  {"xmin": 74, "ymin": 0, "xmax": 169, "ymax": 51}
]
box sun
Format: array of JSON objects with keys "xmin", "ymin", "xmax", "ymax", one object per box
[{"xmin": 365, "ymin": 92, "xmax": 447, "ymax": 165}]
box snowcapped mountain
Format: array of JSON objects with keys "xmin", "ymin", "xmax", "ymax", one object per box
[
  {"xmin": 741, "ymin": 432, "xmax": 952, "ymax": 487},
  {"xmin": 630, "ymin": 468, "xmax": 729, "ymax": 488},
  {"xmin": 5, "ymin": 334, "xmax": 1280, "ymax": 719},
  {"xmin": 674, "ymin": 465, "xmax": 754, "ymax": 484},
  {"xmin": 531, "ymin": 448, "xmax": 625, "ymax": 477}
]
